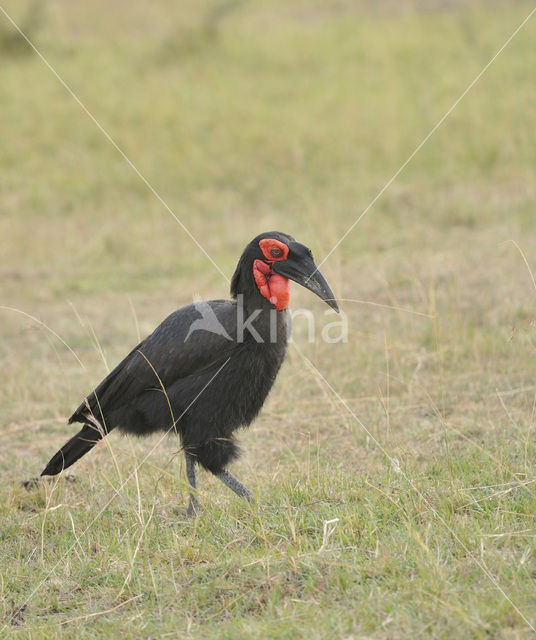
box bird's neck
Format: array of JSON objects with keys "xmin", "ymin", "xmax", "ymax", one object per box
[
  {"xmin": 231, "ymin": 261, "xmax": 290, "ymax": 345},
  {"xmin": 232, "ymin": 280, "xmax": 289, "ymax": 346}
]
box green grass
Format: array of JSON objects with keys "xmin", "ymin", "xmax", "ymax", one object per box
[{"xmin": 2, "ymin": 0, "xmax": 536, "ymax": 637}]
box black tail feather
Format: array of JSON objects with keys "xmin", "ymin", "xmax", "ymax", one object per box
[{"xmin": 40, "ymin": 425, "xmax": 107, "ymax": 476}]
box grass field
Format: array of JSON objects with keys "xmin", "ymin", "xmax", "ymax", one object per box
[{"xmin": 2, "ymin": 0, "xmax": 536, "ymax": 637}]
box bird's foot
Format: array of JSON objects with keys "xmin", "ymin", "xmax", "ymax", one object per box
[
  {"xmin": 21, "ymin": 477, "xmax": 40, "ymax": 491},
  {"xmin": 21, "ymin": 474, "xmax": 76, "ymax": 490},
  {"xmin": 186, "ymin": 496, "xmax": 200, "ymax": 518}
]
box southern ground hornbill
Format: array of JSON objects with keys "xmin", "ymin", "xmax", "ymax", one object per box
[{"xmin": 34, "ymin": 232, "xmax": 338, "ymax": 515}]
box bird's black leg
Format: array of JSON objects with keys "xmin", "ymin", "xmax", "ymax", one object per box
[
  {"xmin": 214, "ymin": 469, "xmax": 253, "ymax": 502},
  {"xmin": 185, "ymin": 453, "xmax": 199, "ymax": 517}
]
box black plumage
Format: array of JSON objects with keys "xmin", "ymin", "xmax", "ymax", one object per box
[{"xmin": 36, "ymin": 231, "xmax": 338, "ymax": 514}]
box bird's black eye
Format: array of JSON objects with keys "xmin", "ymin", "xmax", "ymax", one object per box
[{"xmin": 270, "ymin": 248, "xmax": 282, "ymax": 258}]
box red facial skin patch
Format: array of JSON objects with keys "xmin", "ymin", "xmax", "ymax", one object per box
[
  {"xmin": 253, "ymin": 259, "xmax": 290, "ymax": 311},
  {"xmin": 259, "ymin": 238, "xmax": 289, "ymax": 262}
]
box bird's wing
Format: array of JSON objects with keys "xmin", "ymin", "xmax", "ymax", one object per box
[{"xmin": 69, "ymin": 300, "xmax": 238, "ymax": 425}]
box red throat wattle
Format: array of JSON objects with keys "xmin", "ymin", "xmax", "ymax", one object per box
[
  {"xmin": 253, "ymin": 238, "xmax": 291, "ymax": 310},
  {"xmin": 253, "ymin": 260, "xmax": 290, "ymax": 310}
]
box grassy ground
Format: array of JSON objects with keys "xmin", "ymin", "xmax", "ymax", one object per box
[{"xmin": 2, "ymin": 0, "xmax": 536, "ymax": 637}]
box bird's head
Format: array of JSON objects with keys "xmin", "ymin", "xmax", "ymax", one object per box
[{"xmin": 231, "ymin": 231, "xmax": 339, "ymax": 312}]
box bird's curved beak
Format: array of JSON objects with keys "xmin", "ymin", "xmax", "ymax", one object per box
[{"xmin": 272, "ymin": 242, "xmax": 339, "ymax": 312}]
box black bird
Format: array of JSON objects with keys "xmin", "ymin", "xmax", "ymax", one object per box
[{"xmin": 37, "ymin": 232, "xmax": 338, "ymax": 515}]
